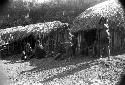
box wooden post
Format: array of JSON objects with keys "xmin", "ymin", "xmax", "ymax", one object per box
[
  {"xmin": 77, "ymin": 32, "xmax": 81, "ymax": 56},
  {"xmin": 98, "ymin": 29, "xmax": 102, "ymax": 57},
  {"xmin": 104, "ymin": 22, "xmax": 111, "ymax": 60},
  {"xmin": 97, "ymin": 29, "xmax": 101, "ymax": 57},
  {"xmin": 111, "ymin": 29, "xmax": 114, "ymax": 55}
]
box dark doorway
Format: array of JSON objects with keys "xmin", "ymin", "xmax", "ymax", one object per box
[
  {"xmin": 82, "ymin": 29, "xmax": 97, "ymax": 57},
  {"xmin": 84, "ymin": 29, "xmax": 97, "ymax": 47}
]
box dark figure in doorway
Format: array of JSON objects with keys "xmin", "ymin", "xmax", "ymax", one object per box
[
  {"xmin": 0, "ymin": 45, "xmax": 8, "ymax": 59},
  {"xmin": 21, "ymin": 34, "xmax": 38, "ymax": 60},
  {"xmin": 21, "ymin": 43, "xmax": 34, "ymax": 60},
  {"xmin": 24, "ymin": 34, "xmax": 36, "ymax": 49},
  {"xmin": 34, "ymin": 39, "xmax": 46, "ymax": 59}
]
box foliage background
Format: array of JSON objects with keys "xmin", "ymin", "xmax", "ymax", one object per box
[{"xmin": 0, "ymin": 0, "xmax": 106, "ymax": 29}]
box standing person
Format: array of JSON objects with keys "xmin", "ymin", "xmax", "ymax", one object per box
[
  {"xmin": 21, "ymin": 42, "xmax": 33, "ymax": 60},
  {"xmin": 103, "ymin": 20, "xmax": 110, "ymax": 57},
  {"xmin": 97, "ymin": 17, "xmax": 109, "ymax": 58},
  {"xmin": 99, "ymin": 28, "xmax": 109, "ymax": 57}
]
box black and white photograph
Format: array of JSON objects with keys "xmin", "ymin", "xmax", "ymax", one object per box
[{"xmin": 0, "ymin": 0, "xmax": 125, "ymax": 85}]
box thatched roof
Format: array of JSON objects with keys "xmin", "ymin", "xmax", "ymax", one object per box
[
  {"xmin": 71, "ymin": 0, "xmax": 125, "ymax": 32},
  {"xmin": 0, "ymin": 21, "xmax": 68, "ymax": 46}
]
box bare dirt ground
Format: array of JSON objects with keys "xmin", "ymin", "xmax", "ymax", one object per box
[{"xmin": 0, "ymin": 54, "xmax": 125, "ymax": 85}]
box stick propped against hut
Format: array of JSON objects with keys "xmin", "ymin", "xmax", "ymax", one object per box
[
  {"xmin": 70, "ymin": 0, "xmax": 125, "ymax": 57},
  {"xmin": 0, "ymin": 21, "xmax": 72, "ymax": 59}
]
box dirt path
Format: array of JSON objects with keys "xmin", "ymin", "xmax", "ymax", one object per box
[{"xmin": 0, "ymin": 55, "xmax": 125, "ymax": 85}]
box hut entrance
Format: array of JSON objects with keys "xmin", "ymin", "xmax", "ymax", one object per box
[
  {"xmin": 84, "ymin": 29, "xmax": 97, "ymax": 47},
  {"xmin": 73, "ymin": 29, "xmax": 97, "ymax": 57},
  {"xmin": 110, "ymin": 27, "xmax": 125, "ymax": 55},
  {"xmin": 79, "ymin": 28, "xmax": 109, "ymax": 58},
  {"xmin": 83, "ymin": 29, "xmax": 97, "ymax": 56}
]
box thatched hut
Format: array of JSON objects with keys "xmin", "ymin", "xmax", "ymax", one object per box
[
  {"xmin": 70, "ymin": 0, "xmax": 125, "ymax": 57},
  {"xmin": 0, "ymin": 21, "xmax": 71, "ymax": 59}
]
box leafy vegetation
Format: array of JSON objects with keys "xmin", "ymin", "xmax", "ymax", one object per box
[{"xmin": 0, "ymin": 0, "xmax": 106, "ymax": 29}]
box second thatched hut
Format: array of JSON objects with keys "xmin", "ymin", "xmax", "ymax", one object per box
[{"xmin": 70, "ymin": 0, "xmax": 125, "ymax": 57}]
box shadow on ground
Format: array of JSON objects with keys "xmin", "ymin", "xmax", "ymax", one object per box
[
  {"xmin": 29, "ymin": 56, "xmax": 97, "ymax": 70},
  {"xmin": 1, "ymin": 53, "xmax": 106, "ymax": 73},
  {"xmin": 19, "ymin": 55, "xmax": 102, "ymax": 82},
  {"xmin": 1, "ymin": 53, "xmax": 109, "ymax": 84}
]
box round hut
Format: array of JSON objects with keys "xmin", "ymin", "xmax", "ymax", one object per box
[
  {"xmin": 0, "ymin": 21, "xmax": 70, "ymax": 59},
  {"xmin": 70, "ymin": 0, "xmax": 125, "ymax": 57}
]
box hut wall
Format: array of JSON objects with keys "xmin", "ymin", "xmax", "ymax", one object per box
[
  {"xmin": 53, "ymin": 26, "xmax": 72, "ymax": 57},
  {"xmin": 112, "ymin": 28, "xmax": 125, "ymax": 55},
  {"xmin": 97, "ymin": 27, "xmax": 124, "ymax": 57},
  {"xmin": 71, "ymin": 26, "xmax": 125, "ymax": 57},
  {"xmin": 113, "ymin": 29, "xmax": 120, "ymax": 54},
  {"xmin": 94, "ymin": 27, "xmax": 124, "ymax": 57},
  {"xmin": 42, "ymin": 25, "xmax": 72, "ymax": 58}
]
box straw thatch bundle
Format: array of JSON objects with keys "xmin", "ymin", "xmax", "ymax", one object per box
[
  {"xmin": 0, "ymin": 21, "xmax": 68, "ymax": 46},
  {"xmin": 71, "ymin": 0, "xmax": 125, "ymax": 32}
]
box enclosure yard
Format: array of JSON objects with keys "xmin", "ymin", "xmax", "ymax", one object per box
[{"xmin": 0, "ymin": 54, "xmax": 125, "ymax": 85}]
